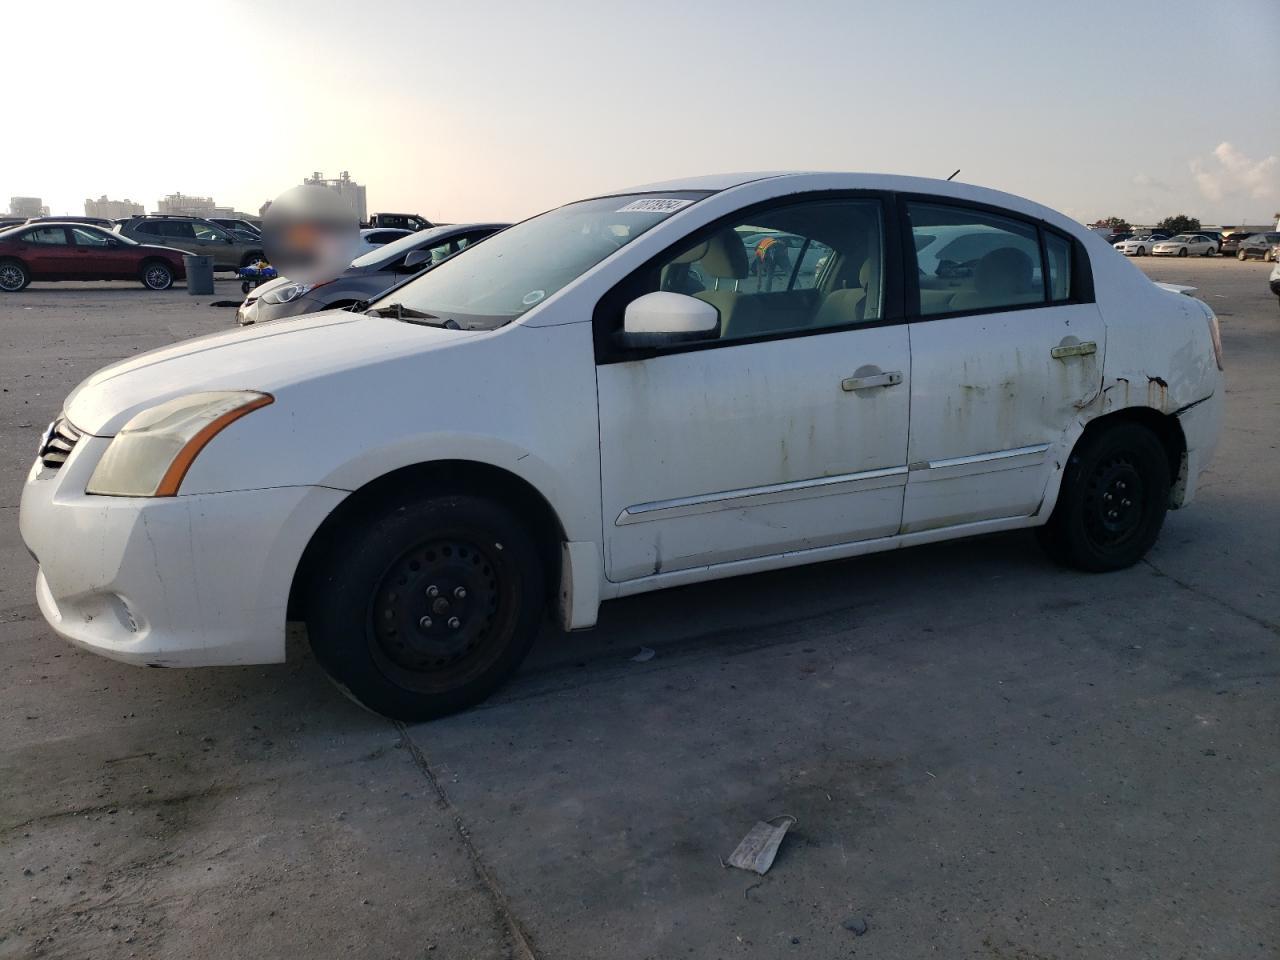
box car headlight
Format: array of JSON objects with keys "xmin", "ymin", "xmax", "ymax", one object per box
[
  {"xmin": 261, "ymin": 281, "xmax": 315, "ymax": 305},
  {"xmin": 86, "ymin": 391, "xmax": 273, "ymax": 497}
]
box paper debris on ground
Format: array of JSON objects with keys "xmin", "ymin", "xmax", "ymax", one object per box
[{"xmin": 726, "ymin": 816, "xmax": 796, "ymax": 875}]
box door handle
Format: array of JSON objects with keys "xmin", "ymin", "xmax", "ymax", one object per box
[
  {"xmin": 1051, "ymin": 340, "xmax": 1097, "ymax": 360},
  {"xmin": 841, "ymin": 370, "xmax": 903, "ymax": 391}
]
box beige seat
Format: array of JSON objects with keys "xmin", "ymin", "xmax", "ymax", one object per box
[
  {"xmin": 813, "ymin": 257, "xmax": 876, "ymax": 328},
  {"xmin": 948, "ymin": 247, "xmax": 1040, "ymax": 311},
  {"xmin": 688, "ymin": 231, "xmax": 750, "ymax": 337}
]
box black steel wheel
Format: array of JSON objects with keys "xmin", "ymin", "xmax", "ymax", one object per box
[
  {"xmin": 1037, "ymin": 422, "xmax": 1171, "ymax": 572},
  {"xmin": 306, "ymin": 494, "xmax": 545, "ymax": 720}
]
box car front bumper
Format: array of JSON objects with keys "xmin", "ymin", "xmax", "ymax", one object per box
[{"xmin": 19, "ymin": 432, "xmax": 345, "ymax": 667}]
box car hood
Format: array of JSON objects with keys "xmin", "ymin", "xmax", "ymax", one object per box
[{"xmin": 65, "ymin": 310, "xmax": 481, "ymax": 436}]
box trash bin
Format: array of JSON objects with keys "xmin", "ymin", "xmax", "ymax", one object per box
[{"xmin": 183, "ymin": 255, "xmax": 215, "ymax": 295}]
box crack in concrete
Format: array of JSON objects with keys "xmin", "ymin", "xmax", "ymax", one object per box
[
  {"xmin": 395, "ymin": 720, "xmax": 541, "ymax": 960},
  {"xmin": 1143, "ymin": 558, "xmax": 1280, "ymax": 636}
]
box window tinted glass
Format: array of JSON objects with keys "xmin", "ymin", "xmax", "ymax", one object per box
[
  {"xmin": 72, "ymin": 226, "xmax": 110, "ymax": 246},
  {"xmin": 135, "ymin": 221, "xmax": 161, "ymax": 236},
  {"xmin": 1044, "ymin": 231, "xmax": 1071, "ymax": 301},
  {"xmin": 163, "ymin": 221, "xmax": 196, "ymax": 239},
  {"xmin": 192, "ymin": 221, "xmax": 227, "ymax": 241},
  {"xmin": 634, "ymin": 198, "xmax": 885, "ymax": 342},
  {"xmin": 25, "ymin": 227, "xmax": 68, "ymax": 246},
  {"xmin": 907, "ymin": 202, "xmax": 1044, "ymax": 315}
]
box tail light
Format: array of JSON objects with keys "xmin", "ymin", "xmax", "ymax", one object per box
[{"xmin": 1205, "ymin": 310, "xmax": 1224, "ymax": 370}]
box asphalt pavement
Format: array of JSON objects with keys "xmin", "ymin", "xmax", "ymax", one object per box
[{"xmin": 1, "ymin": 260, "xmax": 1276, "ymax": 959}]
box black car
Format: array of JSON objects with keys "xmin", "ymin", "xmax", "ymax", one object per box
[
  {"xmin": 235, "ymin": 222, "xmax": 507, "ymax": 325},
  {"xmin": 1236, "ymin": 232, "xmax": 1280, "ymax": 261}
]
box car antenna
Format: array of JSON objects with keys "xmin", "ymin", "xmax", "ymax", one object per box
[{"xmin": 946, "ymin": 169, "xmax": 960, "ymax": 181}]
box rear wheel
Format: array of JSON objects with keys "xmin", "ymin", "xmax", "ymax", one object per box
[
  {"xmin": 0, "ymin": 259, "xmax": 29, "ymax": 292},
  {"xmin": 140, "ymin": 260, "xmax": 173, "ymax": 290},
  {"xmin": 1037, "ymin": 422, "xmax": 1171, "ymax": 572},
  {"xmin": 306, "ymin": 494, "xmax": 545, "ymax": 721}
]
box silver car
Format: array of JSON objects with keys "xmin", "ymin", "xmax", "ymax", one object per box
[{"xmin": 236, "ymin": 223, "xmax": 507, "ymax": 325}]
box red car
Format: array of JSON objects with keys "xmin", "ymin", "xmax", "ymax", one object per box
[{"xmin": 0, "ymin": 222, "xmax": 187, "ymax": 292}]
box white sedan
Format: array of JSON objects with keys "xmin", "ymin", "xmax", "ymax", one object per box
[
  {"xmin": 20, "ymin": 172, "xmax": 1225, "ymax": 720},
  {"xmin": 1113, "ymin": 235, "xmax": 1168, "ymax": 257},
  {"xmin": 1152, "ymin": 233, "xmax": 1218, "ymax": 257}
]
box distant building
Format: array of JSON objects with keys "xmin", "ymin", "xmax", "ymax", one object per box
[
  {"xmin": 303, "ymin": 170, "xmax": 367, "ymax": 224},
  {"xmin": 85, "ymin": 195, "xmax": 144, "ymax": 220},
  {"xmin": 156, "ymin": 192, "xmax": 235, "ymax": 219},
  {"xmin": 9, "ymin": 197, "xmax": 48, "ymax": 218}
]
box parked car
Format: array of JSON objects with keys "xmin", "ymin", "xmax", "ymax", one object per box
[
  {"xmin": 1152, "ymin": 234, "xmax": 1217, "ymax": 257},
  {"xmin": 0, "ymin": 222, "xmax": 187, "ymax": 291},
  {"xmin": 236, "ymin": 222, "xmax": 507, "ymax": 325},
  {"xmin": 1112, "ymin": 233, "xmax": 1169, "ymax": 257},
  {"xmin": 1219, "ymin": 232, "xmax": 1253, "ymax": 256},
  {"xmin": 209, "ymin": 217, "xmax": 262, "ymax": 238},
  {"xmin": 366, "ymin": 212, "xmax": 434, "ymax": 232},
  {"xmin": 1236, "ymin": 232, "xmax": 1280, "ymax": 261},
  {"xmin": 0, "ymin": 217, "xmax": 26, "ymax": 230},
  {"xmin": 114, "ymin": 215, "xmax": 264, "ymax": 271},
  {"xmin": 19, "ymin": 172, "xmax": 1224, "ymax": 720}
]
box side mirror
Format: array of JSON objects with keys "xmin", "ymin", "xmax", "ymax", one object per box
[
  {"xmin": 402, "ymin": 249, "xmax": 432, "ymax": 271},
  {"xmin": 617, "ymin": 291, "xmax": 719, "ymax": 348}
]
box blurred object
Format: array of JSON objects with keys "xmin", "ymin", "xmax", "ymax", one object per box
[{"xmin": 263, "ymin": 185, "xmax": 359, "ymax": 284}]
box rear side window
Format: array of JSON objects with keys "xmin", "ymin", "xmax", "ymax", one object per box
[
  {"xmin": 907, "ymin": 202, "xmax": 1043, "ymax": 316},
  {"xmin": 23, "ymin": 227, "xmax": 68, "ymax": 246},
  {"xmin": 161, "ymin": 221, "xmax": 196, "ymax": 239},
  {"xmin": 1044, "ymin": 231, "xmax": 1072, "ymax": 302}
]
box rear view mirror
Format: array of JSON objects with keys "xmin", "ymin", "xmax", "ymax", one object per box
[
  {"xmin": 618, "ymin": 292, "xmax": 719, "ymax": 348},
  {"xmin": 402, "ymin": 249, "xmax": 432, "ymax": 270}
]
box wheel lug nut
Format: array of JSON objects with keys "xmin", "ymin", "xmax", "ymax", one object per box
[
  {"xmin": 419, "ymin": 616, "xmax": 433, "ymax": 630},
  {"xmin": 454, "ymin": 587, "xmax": 467, "ymax": 600},
  {"xmin": 426, "ymin": 585, "xmax": 439, "ymax": 598},
  {"xmin": 448, "ymin": 617, "xmax": 461, "ymax": 630}
]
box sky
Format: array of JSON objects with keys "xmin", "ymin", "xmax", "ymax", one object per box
[{"xmin": 4, "ymin": 0, "xmax": 1278, "ymax": 227}]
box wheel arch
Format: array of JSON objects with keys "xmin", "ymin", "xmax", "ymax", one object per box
[
  {"xmin": 1071, "ymin": 405, "xmax": 1188, "ymax": 505},
  {"xmin": 287, "ymin": 459, "xmax": 568, "ymax": 620}
]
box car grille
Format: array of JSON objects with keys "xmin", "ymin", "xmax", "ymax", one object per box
[{"xmin": 38, "ymin": 417, "xmax": 82, "ymax": 470}]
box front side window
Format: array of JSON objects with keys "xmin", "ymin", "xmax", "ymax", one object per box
[
  {"xmin": 371, "ymin": 191, "xmax": 710, "ymax": 329},
  {"xmin": 908, "ymin": 202, "xmax": 1044, "ymax": 315},
  {"xmin": 631, "ymin": 198, "xmax": 885, "ymax": 342},
  {"xmin": 72, "ymin": 226, "xmax": 110, "ymax": 247},
  {"xmin": 192, "ymin": 221, "xmax": 228, "ymax": 241}
]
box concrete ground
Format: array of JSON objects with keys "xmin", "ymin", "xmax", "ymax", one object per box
[{"xmin": 1, "ymin": 261, "xmax": 1276, "ymax": 960}]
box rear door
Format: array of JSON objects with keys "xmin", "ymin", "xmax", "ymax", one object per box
[
  {"xmin": 901, "ymin": 198, "xmax": 1105, "ymax": 533},
  {"xmin": 15, "ymin": 226, "xmax": 75, "ymax": 278}
]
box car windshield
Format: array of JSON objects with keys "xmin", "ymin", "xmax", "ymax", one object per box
[
  {"xmin": 351, "ymin": 226, "xmax": 457, "ymax": 268},
  {"xmin": 367, "ymin": 191, "xmax": 710, "ymax": 329}
]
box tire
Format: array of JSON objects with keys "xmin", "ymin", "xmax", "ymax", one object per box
[
  {"xmin": 305, "ymin": 494, "xmax": 546, "ymax": 721},
  {"xmin": 1202, "ymin": 246, "xmax": 1215, "ymax": 257},
  {"xmin": 1037, "ymin": 422, "xmax": 1171, "ymax": 572},
  {"xmin": 1177, "ymin": 247, "xmax": 1188, "ymax": 257},
  {"xmin": 1238, "ymin": 250, "xmax": 1247, "ymax": 261},
  {"xmin": 1135, "ymin": 246, "xmax": 1145, "ymax": 257},
  {"xmin": 0, "ymin": 258, "xmax": 29, "ymax": 292},
  {"xmin": 140, "ymin": 260, "xmax": 173, "ymax": 290}
]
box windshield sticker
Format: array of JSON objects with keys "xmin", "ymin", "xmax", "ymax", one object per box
[
  {"xmin": 616, "ymin": 198, "xmax": 694, "ymax": 214},
  {"xmin": 522, "ymin": 290, "xmax": 546, "ymax": 306}
]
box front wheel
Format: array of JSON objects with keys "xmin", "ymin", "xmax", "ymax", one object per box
[
  {"xmin": 1177, "ymin": 247, "xmax": 1188, "ymax": 257},
  {"xmin": 306, "ymin": 494, "xmax": 546, "ymax": 721},
  {"xmin": 0, "ymin": 259, "xmax": 29, "ymax": 292},
  {"xmin": 1037, "ymin": 422, "xmax": 1171, "ymax": 572},
  {"xmin": 1135, "ymin": 246, "xmax": 1146, "ymax": 257},
  {"xmin": 140, "ymin": 260, "xmax": 173, "ymax": 290}
]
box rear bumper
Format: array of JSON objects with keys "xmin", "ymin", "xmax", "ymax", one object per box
[
  {"xmin": 1173, "ymin": 393, "xmax": 1223, "ymax": 507},
  {"xmin": 19, "ymin": 435, "xmax": 346, "ymax": 666}
]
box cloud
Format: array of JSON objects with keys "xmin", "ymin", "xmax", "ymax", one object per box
[
  {"xmin": 1191, "ymin": 142, "xmax": 1278, "ymax": 203},
  {"xmin": 1132, "ymin": 172, "xmax": 1170, "ymax": 191}
]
